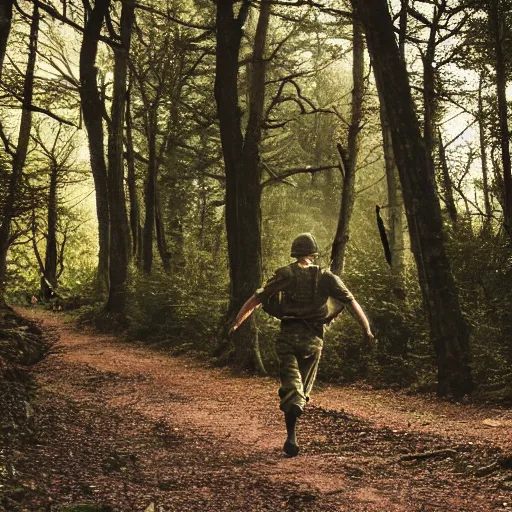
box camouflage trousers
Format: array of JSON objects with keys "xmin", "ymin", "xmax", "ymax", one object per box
[{"xmin": 275, "ymin": 320, "xmax": 324, "ymax": 414}]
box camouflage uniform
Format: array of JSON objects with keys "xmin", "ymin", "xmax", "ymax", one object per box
[{"xmin": 256, "ymin": 262, "xmax": 354, "ymax": 414}]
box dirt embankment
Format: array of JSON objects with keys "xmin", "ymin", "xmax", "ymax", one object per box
[
  {"xmin": 0, "ymin": 306, "xmax": 49, "ymax": 435},
  {"xmin": 2, "ymin": 309, "xmax": 512, "ymax": 512},
  {"xmin": 0, "ymin": 307, "xmax": 50, "ymax": 510}
]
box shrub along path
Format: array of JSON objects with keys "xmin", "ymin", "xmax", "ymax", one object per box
[{"xmin": 3, "ymin": 309, "xmax": 512, "ymax": 512}]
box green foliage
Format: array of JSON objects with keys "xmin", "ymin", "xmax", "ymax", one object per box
[
  {"xmin": 318, "ymin": 256, "xmax": 434, "ymax": 389},
  {"xmin": 6, "ymin": 213, "xmax": 98, "ymax": 305},
  {"xmin": 124, "ymin": 246, "xmax": 229, "ymax": 356},
  {"xmin": 447, "ymin": 222, "xmax": 512, "ymax": 401}
]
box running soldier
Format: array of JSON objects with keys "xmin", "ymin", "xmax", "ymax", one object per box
[{"xmin": 231, "ymin": 233, "xmax": 374, "ymax": 457}]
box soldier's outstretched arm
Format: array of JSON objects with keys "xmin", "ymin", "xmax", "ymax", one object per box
[
  {"xmin": 229, "ymin": 294, "xmax": 262, "ymax": 333},
  {"xmin": 346, "ymin": 299, "xmax": 375, "ymax": 344}
]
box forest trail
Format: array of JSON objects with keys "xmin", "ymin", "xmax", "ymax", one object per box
[{"xmin": 7, "ymin": 309, "xmax": 512, "ymax": 512}]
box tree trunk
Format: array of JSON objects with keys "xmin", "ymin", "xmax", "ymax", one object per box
[
  {"xmin": 105, "ymin": 0, "xmax": 134, "ymax": 313},
  {"xmin": 354, "ymin": 0, "xmax": 473, "ymax": 398},
  {"xmin": 489, "ymin": 0, "xmax": 512, "ymax": 234},
  {"xmin": 155, "ymin": 188, "xmax": 171, "ymax": 273},
  {"xmin": 398, "ymin": 0, "xmax": 408, "ymax": 60},
  {"xmin": 330, "ymin": 18, "xmax": 364, "ymax": 276},
  {"xmin": 41, "ymin": 161, "xmax": 58, "ymax": 300},
  {"xmin": 478, "ymin": 73, "xmax": 492, "ymax": 223},
  {"xmin": 126, "ymin": 84, "xmax": 141, "ymax": 263},
  {"xmin": 379, "ymin": 97, "xmax": 405, "ymax": 279},
  {"xmin": 198, "ymin": 182, "xmax": 207, "ymax": 249},
  {"xmin": 239, "ymin": 0, "xmax": 271, "ymax": 374},
  {"xmin": 142, "ymin": 108, "xmax": 157, "ymax": 274},
  {"xmin": 79, "ymin": 0, "xmax": 111, "ymax": 294},
  {"xmin": 0, "ymin": 0, "xmax": 13, "ymax": 80},
  {"xmin": 437, "ymin": 131, "xmax": 458, "ymax": 225},
  {"xmin": 0, "ymin": 3, "xmax": 39, "ymax": 306},
  {"xmin": 422, "ymin": 6, "xmax": 439, "ymax": 159},
  {"xmin": 214, "ymin": 0, "xmax": 266, "ymax": 371},
  {"xmin": 170, "ymin": 217, "xmax": 184, "ymax": 273}
]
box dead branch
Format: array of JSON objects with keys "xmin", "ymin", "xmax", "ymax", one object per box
[
  {"xmin": 474, "ymin": 462, "xmax": 500, "ymax": 477},
  {"xmin": 400, "ymin": 449, "xmax": 457, "ymax": 461},
  {"xmin": 261, "ymin": 164, "xmax": 339, "ymax": 187},
  {"xmin": 261, "ymin": 162, "xmax": 295, "ymax": 187}
]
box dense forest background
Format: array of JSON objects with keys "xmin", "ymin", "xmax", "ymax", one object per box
[{"xmin": 1, "ymin": 0, "xmax": 511, "ymax": 401}]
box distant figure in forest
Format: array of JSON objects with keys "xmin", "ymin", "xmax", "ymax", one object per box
[{"xmin": 231, "ymin": 233, "xmax": 374, "ymax": 457}]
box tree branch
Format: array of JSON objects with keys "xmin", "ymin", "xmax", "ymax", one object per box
[
  {"xmin": 132, "ymin": 2, "xmax": 215, "ymax": 30},
  {"xmin": 0, "ymin": 120, "xmax": 15, "ymax": 156},
  {"xmin": 34, "ymin": 0, "xmax": 121, "ymax": 49},
  {"xmin": 251, "ymin": 0, "xmax": 351, "ymax": 19},
  {"xmin": 261, "ymin": 164, "xmax": 339, "ymax": 187},
  {"xmin": 1, "ymin": 84, "xmax": 77, "ymax": 126}
]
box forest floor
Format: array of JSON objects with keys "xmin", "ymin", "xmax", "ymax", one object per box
[{"xmin": 2, "ymin": 308, "xmax": 512, "ymax": 512}]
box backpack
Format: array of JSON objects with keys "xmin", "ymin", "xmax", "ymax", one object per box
[{"xmin": 261, "ymin": 290, "xmax": 285, "ymax": 319}]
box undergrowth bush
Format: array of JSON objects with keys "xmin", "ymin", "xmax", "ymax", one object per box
[
  {"xmin": 125, "ymin": 265, "xmax": 228, "ymax": 357},
  {"xmin": 447, "ymin": 222, "xmax": 512, "ymax": 402}
]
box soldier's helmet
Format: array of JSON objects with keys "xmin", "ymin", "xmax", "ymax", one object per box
[{"xmin": 290, "ymin": 233, "xmax": 319, "ymax": 258}]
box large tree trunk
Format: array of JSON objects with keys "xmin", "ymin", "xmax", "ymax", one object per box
[
  {"xmin": 41, "ymin": 162, "xmax": 58, "ymax": 300},
  {"xmin": 105, "ymin": 0, "xmax": 134, "ymax": 313},
  {"xmin": 215, "ymin": 0, "xmax": 247, "ymax": 308},
  {"xmin": 0, "ymin": 0, "xmax": 13, "ymax": 80},
  {"xmin": 239, "ymin": 0, "xmax": 271, "ymax": 374},
  {"xmin": 354, "ymin": 0, "xmax": 473, "ymax": 398},
  {"xmin": 214, "ymin": 0, "xmax": 266, "ymax": 371},
  {"xmin": 126, "ymin": 84, "xmax": 141, "ymax": 263},
  {"xmin": 79, "ymin": 0, "xmax": 111, "ymax": 294},
  {"xmin": 330, "ymin": 18, "xmax": 364, "ymax": 276},
  {"xmin": 0, "ymin": 3, "xmax": 39, "ymax": 306},
  {"xmin": 489, "ymin": 0, "xmax": 512, "ymax": 234}
]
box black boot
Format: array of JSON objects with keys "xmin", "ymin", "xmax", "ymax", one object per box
[{"xmin": 283, "ymin": 404, "xmax": 302, "ymax": 457}]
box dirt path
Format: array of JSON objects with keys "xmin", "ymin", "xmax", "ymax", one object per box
[{"xmin": 5, "ymin": 309, "xmax": 512, "ymax": 512}]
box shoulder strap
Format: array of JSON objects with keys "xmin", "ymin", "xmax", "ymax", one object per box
[{"xmin": 311, "ymin": 265, "xmax": 320, "ymax": 300}]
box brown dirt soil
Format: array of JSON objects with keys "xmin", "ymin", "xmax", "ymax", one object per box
[{"xmin": 3, "ymin": 308, "xmax": 512, "ymax": 512}]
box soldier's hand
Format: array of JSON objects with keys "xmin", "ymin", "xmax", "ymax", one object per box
[
  {"xmin": 227, "ymin": 316, "xmax": 238, "ymax": 335},
  {"xmin": 364, "ymin": 329, "xmax": 375, "ymax": 348}
]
